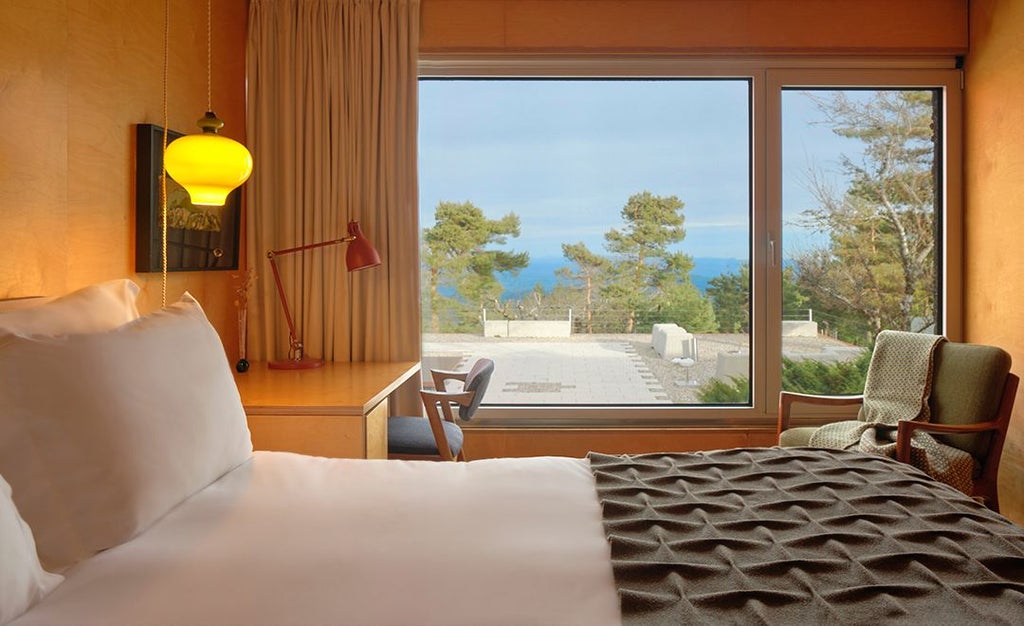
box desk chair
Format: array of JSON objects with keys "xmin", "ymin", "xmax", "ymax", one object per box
[{"xmin": 388, "ymin": 358, "xmax": 494, "ymax": 461}]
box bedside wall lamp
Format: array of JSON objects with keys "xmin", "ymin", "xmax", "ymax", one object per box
[{"xmin": 267, "ymin": 220, "xmax": 382, "ymax": 370}]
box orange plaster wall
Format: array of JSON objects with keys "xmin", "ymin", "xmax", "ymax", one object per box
[
  {"xmin": 421, "ymin": 0, "xmax": 968, "ymax": 54},
  {"xmin": 0, "ymin": 0, "xmax": 248, "ymax": 358},
  {"xmin": 965, "ymin": 0, "xmax": 1024, "ymax": 524}
]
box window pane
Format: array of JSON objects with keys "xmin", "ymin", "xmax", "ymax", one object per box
[
  {"xmin": 419, "ymin": 79, "xmax": 752, "ymax": 406},
  {"xmin": 780, "ymin": 89, "xmax": 941, "ymax": 394}
]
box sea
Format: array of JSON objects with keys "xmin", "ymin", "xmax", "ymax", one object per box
[{"xmin": 495, "ymin": 256, "xmax": 743, "ymax": 300}]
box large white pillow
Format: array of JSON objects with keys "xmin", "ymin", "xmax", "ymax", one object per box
[
  {"xmin": 0, "ymin": 279, "xmax": 140, "ymax": 336},
  {"xmin": 0, "ymin": 474, "xmax": 63, "ymax": 625},
  {"xmin": 0, "ymin": 292, "xmax": 252, "ymax": 572}
]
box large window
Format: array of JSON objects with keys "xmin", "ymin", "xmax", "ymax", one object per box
[{"xmin": 418, "ymin": 60, "xmax": 961, "ymax": 425}]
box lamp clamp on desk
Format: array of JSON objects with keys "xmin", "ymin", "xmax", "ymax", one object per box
[{"xmin": 266, "ymin": 220, "xmax": 381, "ymax": 370}]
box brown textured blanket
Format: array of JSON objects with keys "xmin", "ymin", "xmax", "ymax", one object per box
[{"xmin": 588, "ymin": 448, "xmax": 1024, "ymax": 625}]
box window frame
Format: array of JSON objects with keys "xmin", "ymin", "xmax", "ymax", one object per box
[{"xmin": 418, "ymin": 56, "xmax": 963, "ymax": 428}]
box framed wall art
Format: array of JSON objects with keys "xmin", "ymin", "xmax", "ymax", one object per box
[{"xmin": 135, "ymin": 123, "xmax": 241, "ymax": 272}]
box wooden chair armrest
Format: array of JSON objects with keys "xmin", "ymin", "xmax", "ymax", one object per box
[
  {"xmin": 418, "ymin": 389, "xmax": 474, "ymax": 461},
  {"xmin": 895, "ymin": 419, "xmax": 1002, "ymax": 463},
  {"xmin": 420, "ymin": 389, "xmax": 475, "ymax": 423},
  {"xmin": 429, "ymin": 368, "xmax": 469, "ymax": 391},
  {"xmin": 777, "ymin": 392, "xmax": 864, "ymax": 434}
]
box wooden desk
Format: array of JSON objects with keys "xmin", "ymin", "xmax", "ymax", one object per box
[{"xmin": 233, "ymin": 361, "xmax": 420, "ymax": 459}]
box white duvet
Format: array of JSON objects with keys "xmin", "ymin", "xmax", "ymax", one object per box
[{"xmin": 13, "ymin": 452, "xmax": 620, "ymax": 626}]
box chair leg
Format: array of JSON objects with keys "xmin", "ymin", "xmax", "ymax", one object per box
[
  {"xmin": 973, "ymin": 482, "xmax": 1000, "ymax": 513},
  {"xmin": 986, "ymin": 488, "xmax": 1000, "ymax": 514}
]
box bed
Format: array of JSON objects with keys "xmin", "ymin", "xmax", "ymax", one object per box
[{"xmin": 2, "ymin": 281, "xmax": 1024, "ymax": 625}]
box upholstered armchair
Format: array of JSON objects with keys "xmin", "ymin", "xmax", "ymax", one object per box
[{"xmin": 778, "ymin": 340, "xmax": 1018, "ymax": 512}]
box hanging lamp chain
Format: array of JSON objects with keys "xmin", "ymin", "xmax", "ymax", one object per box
[
  {"xmin": 160, "ymin": 0, "xmax": 170, "ymax": 308},
  {"xmin": 206, "ymin": 0, "xmax": 212, "ymax": 112}
]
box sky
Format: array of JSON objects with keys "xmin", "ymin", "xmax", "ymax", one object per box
[{"xmin": 418, "ymin": 79, "xmax": 874, "ymax": 262}]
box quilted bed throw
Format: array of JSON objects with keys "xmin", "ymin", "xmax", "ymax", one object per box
[
  {"xmin": 809, "ymin": 331, "xmax": 974, "ymax": 493},
  {"xmin": 587, "ymin": 448, "xmax": 1024, "ymax": 625}
]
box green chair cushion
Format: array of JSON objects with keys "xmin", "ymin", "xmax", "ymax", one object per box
[
  {"xmin": 778, "ymin": 426, "xmax": 817, "ymax": 448},
  {"xmin": 929, "ymin": 342, "xmax": 1012, "ymax": 460}
]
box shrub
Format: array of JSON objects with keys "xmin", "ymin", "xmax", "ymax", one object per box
[
  {"xmin": 696, "ymin": 350, "xmax": 871, "ymax": 402},
  {"xmin": 697, "ymin": 376, "xmax": 750, "ymax": 403}
]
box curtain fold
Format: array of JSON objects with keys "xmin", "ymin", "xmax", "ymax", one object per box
[{"xmin": 246, "ymin": 0, "xmax": 421, "ymax": 413}]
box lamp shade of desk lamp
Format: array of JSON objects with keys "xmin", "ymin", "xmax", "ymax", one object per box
[{"xmin": 266, "ymin": 220, "xmax": 382, "ymax": 370}]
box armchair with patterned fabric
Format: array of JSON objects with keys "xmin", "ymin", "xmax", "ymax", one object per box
[{"xmin": 778, "ymin": 337, "xmax": 1018, "ymax": 512}]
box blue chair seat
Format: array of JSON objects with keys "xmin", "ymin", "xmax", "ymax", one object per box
[{"xmin": 387, "ymin": 416, "xmax": 465, "ymax": 457}]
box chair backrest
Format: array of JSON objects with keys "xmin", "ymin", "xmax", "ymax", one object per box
[
  {"xmin": 929, "ymin": 341, "xmax": 1013, "ymax": 460},
  {"xmin": 458, "ymin": 358, "xmax": 494, "ymax": 421}
]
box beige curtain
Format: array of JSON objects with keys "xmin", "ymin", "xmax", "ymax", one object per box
[{"xmin": 246, "ymin": 0, "xmax": 421, "ymax": 412}]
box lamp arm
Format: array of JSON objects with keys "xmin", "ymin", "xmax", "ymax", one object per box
[
  {"xmin": 264, "ymin": 222, "xmax": 378, "ymax": 367},
  {"xmin": 265, "ymin": 236, "xmax": 353, "ymax": 362},
  {"xmin": 268, "ymin": 236, "xmax": 353, "ymax": 258},
  {"xmin": 266, "ymin": 251, "xmax": 303, "ymax": 360}
]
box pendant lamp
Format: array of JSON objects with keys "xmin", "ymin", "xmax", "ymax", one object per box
[{"xmin": 163, "ymin": 0, "xmax": 252, "ymax": 207}]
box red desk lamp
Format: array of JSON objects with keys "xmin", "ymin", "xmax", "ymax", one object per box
[{"xmin": 266, "ymin": 220, "xmax": 381, "ymax": 369}]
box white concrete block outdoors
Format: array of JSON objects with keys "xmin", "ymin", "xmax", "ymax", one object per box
[
  {"xmin": 715, "ymin": 350, "xmax": 750, "ymax": 381},
  {"xmin": 652, "ymin": 323, "xmax": 697, "ymax": 360},
  {"xmin": 781, "ymin": 320, "xmax": 819, "ymax": 337}
]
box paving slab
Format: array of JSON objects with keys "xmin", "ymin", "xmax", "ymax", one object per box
[{"xmin": 423, "ymin": 339, "xmax": 666, "ymax": 404}]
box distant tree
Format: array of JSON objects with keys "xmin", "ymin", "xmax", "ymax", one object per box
[
  {"xmin": 706, "ymin": 263, "xmax": 750, "ymax": 333},
  {"xmin": 602, "ymin": 191, "xmax": 698, "ymax": 333},
  {"xmin": 421, "ymin": 201, "xmax": 529, "ymax": 332},
  {"xmin": 792, "ymin": 91, "xmax": 937, "ymax": 343},
  {"xmin": 706, "ymin": 263, "xmax": 807, "ymax": 333},
  {"xmin": 556, "ymin": 242, "xmax": 611, "ymax": 334},
  {"xmin": 489, "ymin": 287, "xmax": 546, "ymax": 321},
  {"xmin": 639, "ymin": 252, "xmax": 717, "ymax": 332}
]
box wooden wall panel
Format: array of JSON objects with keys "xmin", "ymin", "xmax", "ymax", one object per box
[
  {"xmin": 422, "ymin": 0, "xmax": 969, "ymax": 54},
  {"xmin": 965, "ymin": 0, "xmax": 1024, "ymax": 526},
  {"xmin": 0, "ymin": 0, "xmax": 248, "ymax": 359},
  {"xmin": 0, "ymin": 1, "xmax": 70, "ymax": 297}
]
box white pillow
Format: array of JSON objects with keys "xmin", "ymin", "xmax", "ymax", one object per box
[
  {"xmin": 0, "ymin": 474, "xmax": 63, "ymax": 625},
  {"xmin": 0, "ymin": 292, "xmax": 252, "ymax": 572},
  {"xmin": 0, "ymin": 279, "xmax": 140, "ymax": 336}
]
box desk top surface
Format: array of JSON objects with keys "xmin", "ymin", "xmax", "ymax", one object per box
[{"xmin": 233, "ymin": 361, "xmax": 420, "ymax": 415}]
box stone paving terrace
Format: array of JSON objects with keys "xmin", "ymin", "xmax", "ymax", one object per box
[{"xmin": 423, "ymin": 333, "xmax": 864, "ymax": 404}]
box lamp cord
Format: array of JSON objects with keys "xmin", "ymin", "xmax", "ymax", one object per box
[
  {"xmin": 206, "ymin": 0, "xmax": 212, "ymax": 112},
  {"xmin": 160, "ymin": 0, "xmax": 170, "ymax": 308}
]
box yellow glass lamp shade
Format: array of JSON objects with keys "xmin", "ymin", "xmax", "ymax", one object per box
[{"xmin": 164, "ymin": 111, "xmax": 253, "ymax": 206}]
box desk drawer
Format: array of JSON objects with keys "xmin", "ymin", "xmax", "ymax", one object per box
[{"xmin": 246, "ymin": 413, "xmax": 366, "ymax": 458}]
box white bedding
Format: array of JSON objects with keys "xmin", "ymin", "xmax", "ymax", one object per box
[{"xmin": 13, "ymin": 452, "xmax": 620, "ymax": 626}]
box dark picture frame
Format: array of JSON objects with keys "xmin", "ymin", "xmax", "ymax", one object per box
[{"xmin": 135, "ymin": 123, "xmax": 241, "ymax": 272}]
